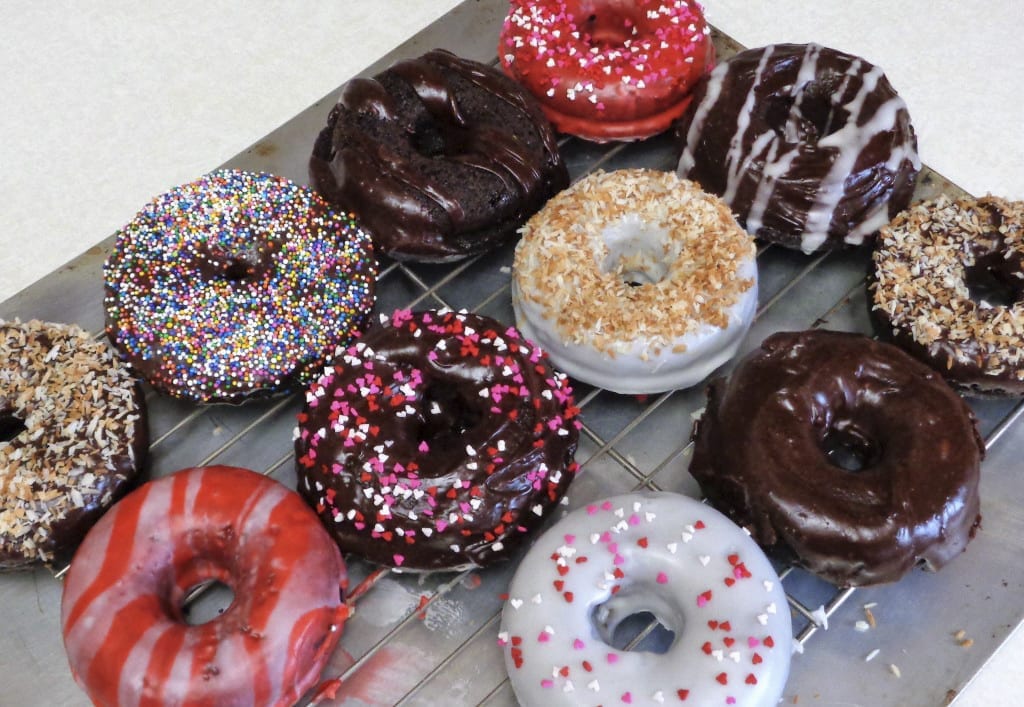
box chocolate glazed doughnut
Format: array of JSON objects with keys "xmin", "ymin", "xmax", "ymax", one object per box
[
  {"xmin": 310, "ymin": 49, "xmax": 569, "ymax": 262},
  {"xmin": 295, "ymin": 309, "xmax": 581, "ymax": 571},
  {"xmin": 689, "ymin": 330, "xmax": 983, "ymax": 587},
  {"xmin": 676, "ymin": 43, "xmax": 920, "ymax": 254}
]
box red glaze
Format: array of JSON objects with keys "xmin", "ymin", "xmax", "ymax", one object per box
[
  {"xmin": 61, "ymin": 466, "xmax": 347, "ymax": 707},
  {"xmin": 499, "ymin": 0, "xmax": 714, "ymax": 142}
]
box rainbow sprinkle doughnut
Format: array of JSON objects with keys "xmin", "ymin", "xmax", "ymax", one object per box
[{"xmin": 104, "ymin": 170, "xmax": 377, "ymax": 404}]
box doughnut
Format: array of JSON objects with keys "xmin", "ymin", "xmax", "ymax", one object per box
[
  {"xmin": 61, "ymin": 465, "xmax": 347, "ymax": 707},
  {"xmin": 499, "ymin": 491, "xmax": 792, "ymax": 706},
  {"xmin": 310, "ymin": 49, "xmax": 568, "ymax": 262},
  {"xmin": 499, "ymin": 0, "xmax": 715, "ymax": 142},
  {"xmin": 676, "ymin": 43, "xmax": 921, "ymax": 253},
  {"xmin": 295, "ymin": 309, "xmax": 581, "ymax": 571},
  {"xmin": 690, "ymin": 330, "xmax": 983, "ymax": 586},
  {"xmin": 1, "ymin": 319, "xmax": 146, "ymax": 570},
  {"xmin": 871, "ymin": 195, "xmax": 1024, "ymax": 396},
  {"xmin": 104, "ymin": 169, "xmax": 377, "ymax": 404},
  {"xmin": 512, "ymin": 169, "xmax": 758, "ymax": 394}
]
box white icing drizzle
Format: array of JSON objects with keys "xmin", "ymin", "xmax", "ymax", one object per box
[{"xmin": 677, "ymin": 43, "xmax": 919, "ymax": 253}]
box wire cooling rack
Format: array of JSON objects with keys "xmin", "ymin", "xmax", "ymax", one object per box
[{"xmin": 3, "ymin": 1, "xmax": 1024, "ymax": 705}]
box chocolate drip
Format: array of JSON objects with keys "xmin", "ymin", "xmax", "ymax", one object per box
[
  {"xmin": 311, "ymin": 49, "xmax": 568, "ymax": 262},
  {"xmin": 676, "ymin": 43, "xmax": 920, "ymax": 253},
  {"xmin": 689, "ymin": 330, "xmax": 982, "ymax": 586}
]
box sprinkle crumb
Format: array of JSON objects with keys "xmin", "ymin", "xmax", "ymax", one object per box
[
  {"xmin": 864, "ymin": 607, "xmax": 877, "ymax": 628},
  {"xmin": 959, "ymin": 638, "xmax": 974, "ymax": 648},
  {"xmin": 889, "ymin": 663, "xmax": 902, "ymax": 678},
  {"xmin": 953, "ymin": 629, "xmax": 967, "ymax": 641},
  {"xmin": 854, "ymin": 620, "xmax": 870, "ymax": 632},
  {"xmin": 864, "ymin": 649, "xmax": 880, "ymax": 662}
]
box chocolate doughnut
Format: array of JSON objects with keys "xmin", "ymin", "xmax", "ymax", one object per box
[
  {"xmin": 295, "ymin": 309, "xmax": 581, "ymax": 571},
  {"xmin": 1, "ymin": 319, "xmax": 146, "ymax": 569},
  {"xmin": 676, "ymin": 43, "xmax": 920, "ymax": 253},
  {"xmin": 104, "ymin": 170, "xmax": 377, "ymax": 404},
  {"xmin": 689, "ymin": 330, "xmax": 983, "ymax": 586},
  {"xmin": 310, "ymin": 49, "xmax": 569, "ymax": 262},
  {"xmin": 871, "ymin": 195, "xmax": 1024, "ymax": 396}
]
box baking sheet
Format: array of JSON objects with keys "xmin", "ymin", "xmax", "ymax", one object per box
[{"xmin": 2, "ymin": 0, "xmax": 1023, "ymax": 704}]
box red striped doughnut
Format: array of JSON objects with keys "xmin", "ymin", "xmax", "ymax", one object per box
[
  {"xmin": 61, "ymin": 466, "xmax": 347, "ymax": 707},
  {"xmin": 499, "ymin": 0, "xmax": 715, "ymax": 142}
]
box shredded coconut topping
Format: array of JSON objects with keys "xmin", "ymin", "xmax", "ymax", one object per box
[
  {"xmin": 513, "ymin": 169, "xmax": 756, "ymax": 355},
  {"xmin": 0, "ymin": 320, "xmax": 143, "ymax": 566},
  {"xmin": 871, "ymin": 195, "xmax": 1024, "ymax": 379}
]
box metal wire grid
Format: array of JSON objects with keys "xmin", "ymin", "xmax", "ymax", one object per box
[
  {"xmin": 17, "ymin": 22, "xmax": 1021, "ymax": 707},
  {"xmin": 41, "ymin": 118, "xmax": 1024, "ymax": 704}
]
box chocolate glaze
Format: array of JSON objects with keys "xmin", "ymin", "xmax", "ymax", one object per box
[
  {"xmin": 310, "ymin": 49, "xmax": 569, "ymax": 262},
  {"xmin": 676, "ymin": 43, "xmax": 920, "ymax": 254},
  {"xmin": 295, "ymin": 310, "xmax": 581, "ymax": 571},
  {"xmin": 689, "ymin": 330, "xmax": 983, "ymax": 587}
]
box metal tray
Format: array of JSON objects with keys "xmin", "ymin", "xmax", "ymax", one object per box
[{"xmin": 2, "ymin": 1, "xmax": 1022, "ymax": 704}]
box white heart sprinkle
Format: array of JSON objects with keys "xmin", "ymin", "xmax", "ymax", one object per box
[
  {"xmin": 699, "ymin": 555, "xmax": 711, "ymax": 566},
  {"xmin": 588, "ymin": 680, "xmax": 600, "ymax": 692},
  {"xmin": 510, "ymin": 599, "xmax": 523, "ymax": 610},
  {"xmin": 666, "ymin": 542, "xmax": 678, "ymax": 554}
]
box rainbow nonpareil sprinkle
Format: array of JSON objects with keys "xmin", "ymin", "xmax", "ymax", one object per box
[{"xmin": 104, "ymin": 169, "xmax": 377, "ymax": 404}]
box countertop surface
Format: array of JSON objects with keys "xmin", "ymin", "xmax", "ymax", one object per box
[{"xmin": 1, "ymin": 1, "xmax": 1022, "ymax": 705}]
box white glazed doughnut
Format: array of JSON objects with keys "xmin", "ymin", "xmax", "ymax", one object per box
[
  {"xmin": 512, "ymin": 169, "xmax": 758, "ymax": 394},
  {"xmin": 499, "ymin": 492, "xmax": 791, "ymax": 706}
]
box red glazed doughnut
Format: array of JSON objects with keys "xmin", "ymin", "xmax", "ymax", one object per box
[
  {"xmin": 61, "ymin": 466, "xmax": 347, "ymax": 707},
  {"xmin": 499, "ymin": 0, "xmax": 715, "ymax": 142}
]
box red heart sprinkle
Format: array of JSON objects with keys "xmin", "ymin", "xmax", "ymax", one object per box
[
  {"xmin": 764, "ymin": 636, "xmax": 775, "ymax": 648},
  {"xmin": 701, "ymin": 641, "xmax": 713, "ymax": 655},
  {"xmin": 716, "ymin": 672, "xmax": 728, "ymax": 685},
  {"xmin": 746, "ymin": 674, "xmax": 758, "ymax": 685},
  {"xmin": 752, "ymin": 653, "xmax": 763, "ymax": 665},
  {"xmin": 677, "ymin": 689, "xmax": 689, "ymax": 701},
  {"xmin": 637, "ymin": 537, "xmax": 649, "ymax": 548}
]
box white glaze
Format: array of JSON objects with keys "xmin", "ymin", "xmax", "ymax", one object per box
[
  {"xmin": 512, "ymin": 171, "xmax": 759, "ymax": 395},
  {"xmin": 500, "ymin": 492, "xmax": 792, "ymax": 706}
]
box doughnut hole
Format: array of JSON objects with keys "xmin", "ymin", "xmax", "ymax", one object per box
[
  {"xmin": 819, "ymin": 421, "xmax": 883, "ymax": 473},
  {"xmin": 417, "ymin": 377, "xmax": 485, "ymax": 454},
  {"xmin": 411, "ymin": 118, "xmax": 449, "ymax": 158},
  {"xmin": 591, "ymin": 586, "xmax": 682, "ymax": 654},
  {"xmin": 599, "ymin": 215, "xmax": 672, "ymax": 287},
  {"xmin": 764, "ymin": 75, "xmax": 850, "ymax": 144},
  {"xmin": 172, "ymin": 555, "xmax": 238, "ymax": 627},
  {"xmin": 0, "ymin": 410, "xmax": 27, "ymax": 444},
  {"xmin": 577, "ymin": 0, "xmax": 641, "ymax": 49},
  {"xmin": 181, "ymin": 579, "xmax": 236, "ymax": 626},
  {"xmin": 964, "ymin": 251, "xmax": 1024, "ymax": 309}
]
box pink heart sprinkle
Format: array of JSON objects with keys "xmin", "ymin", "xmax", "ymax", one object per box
[
  {"xmin": 656, "ymin": 572, "xmax": 669, "ymax": 584},
  {"xmin": 748, "ymin": 637, "xmax": 760, "ymax": 648},
  {"xmin": 727, "ymin": 699, "xmax": 736, "ymax": 705},
  {"xmin": 628, "ymin": 514, "xmax": 641, "ymax": 526},
  {"xmin": 541, "ymin": 679, "xmax": 554, "ymax": 689},
  {"xmin": 697, "ymin": 595, "xmax": 710, "ymax": 608},
  {"xmin": 607, "ymin": 653, "xmax": 619, "ymax": 664},
  {"xmin": 587, "ymin": 504, "xmax": 598, "ymax": 515},
  {"xmin": 622, "ymin": 692, "xmax": 632, "ymax": 704},
  {"xmin": 613, "ymin": 555, "xmax": 625, "ymax": 566},
  {"xmin": 602, "ymin": 501, "xmax": 614, "ymax": 511},
  {"xmin": 574, "ymin": 638, "xmax": 585, "ymax": 650},
  {"xmin": 393, "ymin": 554, "xmax": 405, "ymax": 566},
  {"xmin": 607, "ymin": 542, "xmax": 618, "ymax": 553},
  {"xmin": 564, "ymin": 534, "xmax": 576, "ymax": 545},
  {"xmin": 539, "ymin": 632, "xmax": 550, "ymax": 643}
]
